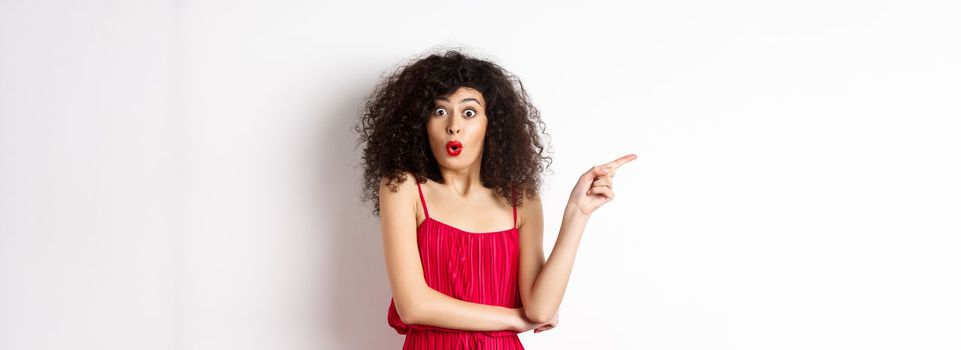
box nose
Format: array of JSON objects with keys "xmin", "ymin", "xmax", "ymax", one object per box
[{"xmin": 446, "ymin": 117, "xmax": 462, "ymax": 135}]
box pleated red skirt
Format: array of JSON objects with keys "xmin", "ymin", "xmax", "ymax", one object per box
[{"xmin": 387, "ymin": 181, "xmax": 524, "ymax": 349}]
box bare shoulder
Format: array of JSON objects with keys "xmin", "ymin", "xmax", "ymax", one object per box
[
  {"xmin": 379, "ymin": 171, "xmax": 418, "ymax": 193},
  {"xmin": 517, "ymin": 190, "xmax": 543, "ymax": 229},
  {"xmin": 518, "ymin": 190, "xmax": 543, "ymax": 210},
  {"xmin": 379, "ymin": 171, "xmax": 419, "ymax": 216}
]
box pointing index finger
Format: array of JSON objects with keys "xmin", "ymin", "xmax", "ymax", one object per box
[{"xmin": 603, "ymin": 153, "xmax": 637, "ymax": 171}]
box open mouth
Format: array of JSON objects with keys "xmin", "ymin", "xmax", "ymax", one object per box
[{"xmin": 446, "ymin": 140, "xmax": 462, "ymax": 156}]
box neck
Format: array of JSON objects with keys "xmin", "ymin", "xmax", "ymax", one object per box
[{"xmin": 438, "ymin": 160, "xmax": 483, "ymax": 197}]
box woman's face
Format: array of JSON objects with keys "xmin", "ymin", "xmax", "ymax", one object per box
[{"xmin": 426, "ymin": 87, "xmax": 488, "ymax": 171}]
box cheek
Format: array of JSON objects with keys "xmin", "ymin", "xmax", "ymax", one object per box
[
  {"xmin": 425, "ymin": 122, "xmax": 444, "ymax": 142},
  {"xmin": 470, "ymin": 121, "xmax": 488, "ymax": 145}
]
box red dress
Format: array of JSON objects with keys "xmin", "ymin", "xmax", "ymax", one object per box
[{"xmin": 387, "ymin": 181, "xmax": 525, "ymax": 349}]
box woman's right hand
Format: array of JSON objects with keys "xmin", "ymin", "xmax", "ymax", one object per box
[
  {"xmin": 509, "ymin": 308, "xmax": 538, "ymax": 333},
  {"xmin": 510, "ymin": 308, "xmax": 558, "ymax": 333},
  {"xmin": 533, "ymin": 311, "xmax": 558, "ymax": 333}
]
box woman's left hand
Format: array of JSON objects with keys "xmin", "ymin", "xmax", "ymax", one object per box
[{"xmin": 568, "ymin": 154, "xmax": 637, "ymax": 216}]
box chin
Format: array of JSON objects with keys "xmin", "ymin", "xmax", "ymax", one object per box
[{"xmin": 438, "ymin": 155, "xmax": 480, "ymax": 170}]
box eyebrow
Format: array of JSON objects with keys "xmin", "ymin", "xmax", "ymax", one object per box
[{"xmin": 436, "ymin": 97, "xmax": 481, "ymax": 105}]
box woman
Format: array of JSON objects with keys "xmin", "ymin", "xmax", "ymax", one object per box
[{"xmin": 356, "ymin": 49, "xmax": 635, "ymax": 349}]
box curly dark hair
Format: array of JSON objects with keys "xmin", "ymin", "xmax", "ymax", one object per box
[{"xmin": 355, "ymin": 49, "xmax": 552, "ymax": 216}]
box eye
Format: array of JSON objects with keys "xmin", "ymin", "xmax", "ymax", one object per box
[
  {"xmin": 463, "ymin": 109, "xmax": 476, "ymax": 118},
  {"xmin": 433, "ymin": 107, "xmax": 447, "ymax": 117}
]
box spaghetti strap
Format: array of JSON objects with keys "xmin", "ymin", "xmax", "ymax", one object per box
[
  {"xmin": 415, "ymin": 181, "xmax": 430, "ymax": 219},
  {"xmin": 511, "ymin": 186, "xmax": 517, "ymax": 228}
]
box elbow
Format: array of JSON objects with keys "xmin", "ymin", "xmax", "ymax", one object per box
[
  {"xmin": 396, "ymin": 303, "xmax": 419, "ymax": 324},
  {"xmin": 525, "ymin": 307, "xmax": 552, "ymax": 324},
  {"xmin": 395, "ymin": 287, "xmax": 436, "ymax": 325},
  {"xmin": 395, "ymin": 297, "xmax": 425, "ymax": 325},
  {"xmin": 398, "ymin": 310, "xmax": 417, "ymax": 325}
]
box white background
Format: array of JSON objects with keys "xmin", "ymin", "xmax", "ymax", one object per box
[{"xmin": 1, "ymin": 1, "xmax": 959, "ymax": 349}]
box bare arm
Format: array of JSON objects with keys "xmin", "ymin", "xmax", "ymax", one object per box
[
  {"xmin": 518, "ymin": 154, "xmax": 637, "ymax": 323},
  {"xmin": 517, "ymin": 194, "xmax": 589, "ymax": 324},
  {"xmin": 381, "ymin": 174, "xmax": 534, "ymax": 332}
]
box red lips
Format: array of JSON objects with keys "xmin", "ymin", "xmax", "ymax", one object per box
[{"xmin": 446, "ymin": 140, "xmax": 462, "ymax": 156}]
